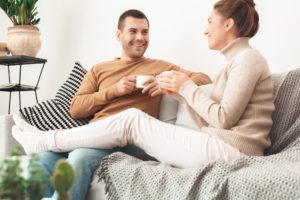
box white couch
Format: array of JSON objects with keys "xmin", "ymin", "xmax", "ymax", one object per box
[{"xmin": 0, "ymin": 72, "xmax": 286, "ymax": 199}]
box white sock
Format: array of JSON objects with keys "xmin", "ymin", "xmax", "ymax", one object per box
[
  {"xmin": 13, "ymin": 114, "xmax": 42, "ymax": 132},
  {"xmin": 12, "ymin": 126, "xmax": 56, "ymax": 155}
]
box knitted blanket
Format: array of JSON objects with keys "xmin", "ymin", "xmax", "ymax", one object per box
[{"xmin": 97, "ymin": 69, "xmax": 300, "ymax": 200}]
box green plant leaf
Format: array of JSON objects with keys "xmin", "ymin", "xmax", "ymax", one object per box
[
  {"xmin": 51, "ymin": 159, "xmax": 75, "ymax": 200},
  {"xmin": 0, "ymin": 0, "xmax": 40, "ymax": 25},
  {"xmin": 0, "ymin": 152, "xmax": 26, "ymax": 200},
  {"xmin": 0, "ymin": 148, "xmax": 48, "ymax": 200},
  {"xmin": 26, "ymin": 154, "xmax": 49, "ymax": 200}
]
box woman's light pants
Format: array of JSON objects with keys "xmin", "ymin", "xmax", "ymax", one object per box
[{"xmin": 55, "ymin": 108, "xmax": 243, "ymax": 168}]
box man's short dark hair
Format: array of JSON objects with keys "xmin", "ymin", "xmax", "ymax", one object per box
[{"xmin": 118, "ymin": 9, "xmax": 149, "ymax": 30}]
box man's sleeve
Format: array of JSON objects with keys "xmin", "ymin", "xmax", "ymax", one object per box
[
  {"xmin": 173, "ymin": 65, "xmax": 212, "ymax": 85},
  {"xmin": 69, "ymin": 68, "xmax": 119, "ymax": 119}
]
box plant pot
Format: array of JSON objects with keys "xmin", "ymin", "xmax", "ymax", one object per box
[{"xmin": 7, "ymin": 25, "xmax": 41, "ymax": 57}]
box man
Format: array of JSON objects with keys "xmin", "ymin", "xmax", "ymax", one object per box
[{"xmin": 17, "ymin": 9, "xmax": 211, "ymax": 200}]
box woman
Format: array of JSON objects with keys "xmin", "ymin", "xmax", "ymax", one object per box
[{"xmin": 12, "ymin": 0, "xmax": 274, "ymax": 168}]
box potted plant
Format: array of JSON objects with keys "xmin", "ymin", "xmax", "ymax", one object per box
[
  {"xmin": 0, "ymin": 146, "xmax": 49, "ymax": 200},
  {"xmin": 51, "ymin": 159, "xmax": 75, "ymax": 200},
  {"xmin": 0, "ymin": 0, "xmax": 41, "ymax": 57}
]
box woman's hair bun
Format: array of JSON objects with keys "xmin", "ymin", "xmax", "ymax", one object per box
[{"xmin": 242, "ymin": 0, "xmax": 255, "ymax": 7}]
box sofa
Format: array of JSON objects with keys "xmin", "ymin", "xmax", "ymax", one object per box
[{"xmin": 1, "ymin": 63, "xmax": 300, "ymax": 199}]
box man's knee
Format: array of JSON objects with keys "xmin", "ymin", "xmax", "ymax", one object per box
[
  {"xmin": 67, "ymin": 148, "xmax": 112, "ymax": 170},
  {"xmin": 39, "ymin": 151, "xmax": 67, "ymax": 161},
  {"xmin": 39, "ymin": 152, "xmax": 66, "ymax": 169}
]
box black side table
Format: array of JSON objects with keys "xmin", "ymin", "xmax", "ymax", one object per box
[{"xmin": 0, "ymin": 55, "xmax": 47, "ymax": 114}]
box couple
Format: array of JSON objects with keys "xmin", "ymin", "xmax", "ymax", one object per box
[{"xmin": 13, "ymin": 0, "xmax": 275, "ymax": 199}]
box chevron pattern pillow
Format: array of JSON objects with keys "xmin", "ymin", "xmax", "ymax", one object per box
[{"xmin": 19, "ymin": 62, "xmax": 91, "ymax": 131}]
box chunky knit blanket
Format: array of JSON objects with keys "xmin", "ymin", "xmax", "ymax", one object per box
[{"xmin": 97, "ymin": 69, "xmax": 300, "ymax": 200}]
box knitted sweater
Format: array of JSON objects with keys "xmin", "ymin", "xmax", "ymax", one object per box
[
  {"xmin": 70, "ymin": 57, "xmax": 211, "ymax": 122},
  {"xmin": 177, "ymin": 38, "xmax": 275, "ymax": 156}
]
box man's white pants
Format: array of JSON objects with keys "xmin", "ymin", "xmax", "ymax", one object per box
[{"xmin": 55, "ymin": 108, "xmax": 243, "ymax": 168}]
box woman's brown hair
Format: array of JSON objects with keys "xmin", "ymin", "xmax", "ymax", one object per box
[{"xmin": 214, "ymin": 0, "xmax": 259, "ymax": 38}]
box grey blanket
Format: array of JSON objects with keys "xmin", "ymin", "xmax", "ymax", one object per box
[{"xmin": 97, "ymin": 69, "xmax": 300, "ymax": 200}]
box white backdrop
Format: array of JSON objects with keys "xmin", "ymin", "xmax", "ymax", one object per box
[{"xmin": 0, "ymin": 0, "xmax": 300, "ymax": 114}]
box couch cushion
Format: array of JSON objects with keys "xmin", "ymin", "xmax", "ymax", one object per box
[{"xmin": 19, "ymin": 62, "xmax": 91, "ymax": 130}]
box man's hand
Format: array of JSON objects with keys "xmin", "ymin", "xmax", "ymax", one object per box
[
  {"xmin": 117, "ymin": 75, "xmax": 136, "ymax": 96},
  {"xmin": 142, "ymin": 76, "xmax": 162, "ymax": 96}
]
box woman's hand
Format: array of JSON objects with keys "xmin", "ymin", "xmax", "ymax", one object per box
[
  {"xmin": 157, "ymin": 70, "xmax": 189, "ymax": 94},
  {"xmin": 142, "ymin": 76, "xmax": 162, "ymax": 96}
]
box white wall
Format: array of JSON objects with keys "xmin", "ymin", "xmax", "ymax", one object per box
[{"xmin": 0, "ymin": 0, "xmax": 300, "ymax": 114}]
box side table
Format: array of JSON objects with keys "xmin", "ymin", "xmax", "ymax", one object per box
[{"xmin": 0, "ymin": 55, "xmax": 47, "ymax": 114}]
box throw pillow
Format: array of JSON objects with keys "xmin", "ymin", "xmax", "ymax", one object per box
[
  {"xmin": 55, "ymin": 62, "xmax": 87, "ymax": 106},
  {"xmin": 19, "ymin": 62, "xmax": 91, "ymax": 131}
]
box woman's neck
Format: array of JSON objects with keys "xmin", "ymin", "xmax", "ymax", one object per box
[{"xmin": 221, "ymin": 37, "xmax": 250, "ymax": 61}]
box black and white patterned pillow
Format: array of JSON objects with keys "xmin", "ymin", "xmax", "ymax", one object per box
[
  {"xmin": 19, "ymin": 62, "xmax": 91, "ymax": 131},
  {"xmin": 55, "ymin": 62, "xmax": 87, "ymax": 106}
]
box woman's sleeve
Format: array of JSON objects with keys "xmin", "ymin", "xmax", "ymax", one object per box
[{"xmin": 177, "ymin": 56, "xmax": 264, "ymax": 129}]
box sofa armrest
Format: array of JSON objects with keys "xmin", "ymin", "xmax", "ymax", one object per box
[{"xmin": 0, "ymin": 114, "xmax": 25, "ymax": 158}]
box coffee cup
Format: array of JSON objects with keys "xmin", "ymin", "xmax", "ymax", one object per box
[{"xmin": 136, "ymin": 75, "xmax": 152, "ymax": 88}]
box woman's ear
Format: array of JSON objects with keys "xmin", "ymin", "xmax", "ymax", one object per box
[{"xmin": 224, "ymin": 18, "xmax": 235, "ymax": 32}]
